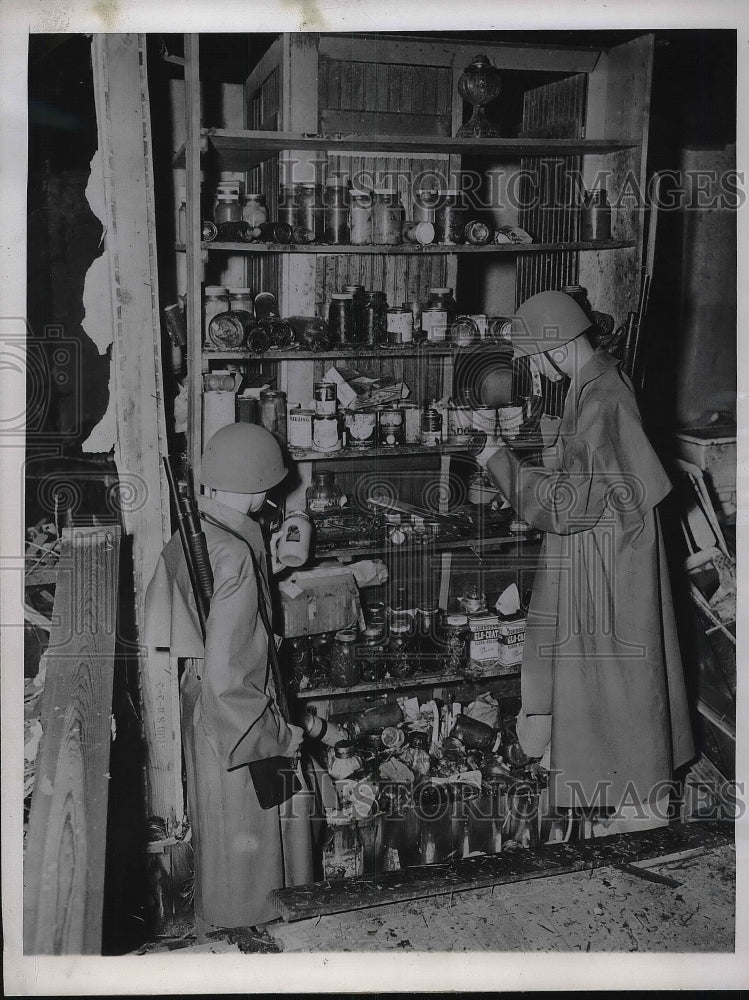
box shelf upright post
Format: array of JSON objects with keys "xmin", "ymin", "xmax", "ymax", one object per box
[{"xmin": 185, "ymin": 33, "xmax": 204, "ymax": 481}]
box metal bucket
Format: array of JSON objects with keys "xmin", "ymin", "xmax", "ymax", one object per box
[{"xmin": 322, "ymin": 807, "xmax": 385, "ymax": 880}]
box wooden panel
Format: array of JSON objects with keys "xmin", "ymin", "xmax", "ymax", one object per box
[
  {"xmin": 24, "ymin": 527, "xmax": 121, "ymax": 954},
  {"xmin": 90, "ymin": 34, "xmax": 177, "ymax": 825},
  {"xmin": 273, "ymin": 820, "xmax": 732, "ymax": 923},
  {"xmin": 320, "ymin": 110, "xmax": 452, "ymax": 138}
]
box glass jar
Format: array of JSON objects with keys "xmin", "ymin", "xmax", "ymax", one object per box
[
  {"xmin": 296, "ymin": 183, "xmax": 324, "ymax": 240},
  {"xmin": 421, "ymin": 305, "xmax": 448, "ymax": 343},
  {"xmin": 385, "ymin": 306, "xmax": 413, "ymax": 346},
  {"xmin": 449, "ymin": 315, "xmax": 479, "ymax": 347},
  {"xmin": 428, "ymin": 287, "xmax": 458, "ymax": 326},
  {"xmin": 387, "ymin": 621, "xmax": 416, "ymax": 678},
  {"xmin": 329, "ymin": 629, "xmax": 361, "ymax": 688},
  {"xmin": 278, "ymin": 184, "xmax": 298, "ymax": 227},
  {"xmin": 342, "ymin": 284, "xmax": 366, "ymax": 344},
  {"xmin": 214, "ymin": 193, "xmax": 242, "ymax": 225},
  {"xmin": 372, "ymin": 189, "xmax": 403, "ymax": 245},
  {"xmin": 328, "ymin": 740, "xmax": 362, "ymax": 780},
  {"xmin": 434, "ymin": 190, "xmax": 466, "ymax": 245},
  {"xmin": 242, "ymin": 193, "xmax": 268, "ymax": 228},
  {"xmin": 259, "ymin": 389, "xmax": 287, "ymax": 446},
  {"xmin": 203, "ymin": 286, "xmax": 230, "ymax": 343},
  {"xmin": 285, "ymin": 635, "xmax": 311, "ymax": 689},
  {"xmin": 306, "ymin": 470, "xmax": 341, "ymax": 514},
  {"xmin": 361, "ymin": 290, "xmax": 388, "ymax": 346},
  {"xmin": 311, "ymin": 630, "xmax": 335, "ymax": 681},
  {"xmin": 323, "ymin": 180, "xmax": 350, "ymax": 244},
  {"xmin": 328, "ymin": 293, "xmax": 355, "ymax": 346},
  {"xmin": 464, "ymin": 219, "xmax": 491, "ymax": 245},
  {"xmin": 360, "ymin": 626, "xmax": 386, "ymax": 683},
  {"xmin": 413, "ymin": 187, "xmax": 440, "ymax": 224},
  {"xmin": 442, "ymin": 612, "xmax": 468, "ymax": 671},
  {"xmin": 253, "ymin": 291, "xmax": 280, "ymax": 322},
  {"xmin": 228, "ymin": 288, "xmax": 254, "ymax": 315},
  {"xmin": 349, "ymin": 189, "xmax": 373, "ymax": 245}
]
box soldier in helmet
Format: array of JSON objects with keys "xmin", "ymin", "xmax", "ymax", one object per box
[
  {"xmin": 145, "ymin": 423, "xmax": 314, "ymax": 937},
  {"xmin": 477, "ymin": 290, "xmax": 694, "ymax": 832}
]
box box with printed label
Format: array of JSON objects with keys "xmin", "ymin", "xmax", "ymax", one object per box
[
  {"xmin": 496, "ymin": 614, "xmax": 526, "ymax": 667},
  {"xmin": 469, "ymin": 612, "xmax": 525, "ymax": 670}
]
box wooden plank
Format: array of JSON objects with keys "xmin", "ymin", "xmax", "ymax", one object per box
[
  {"xmin": 319, "ymin": 34, "xmax": 600, "ymax": 73},
  {"xmin": 24, "ymin": 527, "xmax": 121, "ymax": 954},
  {"xmin": 320, "ymin": 109, "xmax": 452, "ymax": 138},
  {"xmin": 273, "ymin": 820, "xmax": 733, "ymax": 923},
  {"xmin": 244, "ymin": 35, "xmax": 281, "ymax": 101},
  {"xmin": 196, "ymin": 239, "xmax": 634, "ymax": 256},
  {"xmin": 90, "ymin": 34, "xmax": 178, "ymax": 828}
]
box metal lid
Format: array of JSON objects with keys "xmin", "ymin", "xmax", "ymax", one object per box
[
  {"xmin": 429, "ymin": 287, "xmax": 454, "ymax": 295},
  {"xmin": 228, "ymin": 288, "xmax": 252, "ymax": 295},
  {"xmin": 333, "ymin": 740, "xmax": 358, "ymax": 758},
  {"xmin": 204, "ymin": 286, "xmax": 228, "ymax": 295},
  {"xmin": 244, "ymin": 193, "xmax": 266, "ymax": 200},
  {"xmin": 260, "ymin": 388, "xmax": 286, "ymax": 398},
  {"xmin": 363, "ymin": 626, "xmax": 384, "ymax": 639},
  {"xmin": 334, "ymin": 629, "xmax": 358, "ymax": 642},
  {"xmin": 331, "ymin": 293, "xmax": 354, "ymax": 300},
  {"xmin": 446, "ymin": 613, "xmax": 468, "ymax": 626}
]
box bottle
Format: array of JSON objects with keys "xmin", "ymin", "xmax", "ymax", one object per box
[
  {"xmin": 428, "ymin": 287, "xmax": 458, "ymax": 326},
  {"xmin": 580, "ymin": 186, "xmax": 612, "ymax": 242},
  {"xmin": 214, "ymin": 193, "xmax": 242, "ymax": 225},
  {"xmin": 329, "ymin": 630, "xmax": 360, "ymax": 688},
  {"xmin": 349, "ymin": 189, "xmax": 373, "ymax": 245},
  {"xmin": 296, "ymin": 183, "xmax": 324, "ymax": 240},
  {"xmin": 434, "ymin": 190, "xmax": 465, "ymax": 245},
  {"xmin": 361, "ymin": 290, "xmax": 388, "ymax": 345},
  {"xmin": 278, "ymin": 184, "xmax": 298, "ymax": 227},
  {"xmin": 259, "ymin": 389, "xmax": 287, "ymax": 445},
  {"xmin": 464, "ymin": 219, "xmax": 492, "ymax": 245},
  {"xmin": 323, "ymin": 180, "xmax": 350, "ymax": 244},
  {"xmin": 328, "ymin": 293, "xmax": 355, "ymax": 346},
  {"xmin": 342, "ymin": 284, "xmax": 366, "ymax": 343},
  {"xmin": 372, "ymin": 189, "xmax": 403, "ymax": 245}
]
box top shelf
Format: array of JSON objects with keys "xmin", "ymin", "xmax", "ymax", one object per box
[{"xmin": 173, "ymin": 129, "xmax": 641, "ymax": 171}]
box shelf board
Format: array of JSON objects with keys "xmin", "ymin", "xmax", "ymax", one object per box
[
  {"xmin": 318, "ymin": 532, "xmax": 542, "ymax": 560},
  {"xmin": 178, "ymin": 239, "xmax": 635, "ymax": 256},
  {"xmin": 288, "ymin": 442, "xmax": 469, "ymax": 462},
  {"xmin": 204, "ymin": 343, "xmax": 474, "ymax": 361},
  {"xmin": 298, "ymin": 665, "xmax": 520, "ymax": 700},
  {"xmin": 173, "ymin": 128, "xmax": 641, "ymax": 170}
]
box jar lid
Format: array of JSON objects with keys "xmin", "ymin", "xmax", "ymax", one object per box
[
  {"xmin": 390, "ymin": 622, "xmax": 411, "ymax": 634},
  {"xmin": 387, "ymin": 306, "xmax": 408, "ymax": 313},
  {"xmin": 342, "ymin": 284, "xmax": 365, "ymax": 291},
  {"xmin": 331, "ymin": 293, "xmax": 354, "ymax": 299},
  {"xmin": 363, "ymin": 626, "xmax": 384, "ymax": 639},
  {"xmin": 333, "ymin": 740, "xmax": 358, "ymax": 758},
  {"xmin": 334, "ymin": 629, "xmax": 358, "ymax": 642},
  {"xmin": 312, "ymin": 469, "xmax": 334, "ymax": 479},
  {"xmin": 446, "ymin": 613, "xmax": 468, "ymax": 626},
  {"xmin": 429, "ymin": 287, "xmax": 453, "ymax": 295},
  {"xmin": 244, "ymin": 192, "xmax": 266, "ymax": 200},
  {"xmin": 204, "ymin": 286, "xmax": 228, "ymax": 295},
  {"xmin": 350, "ymin": 188, "xmax": 372, "ymax": 198},
  {"xmin": 260, "ymin": 389, "xmax": 286, "ymax": 398},
  {"xmin": 298, "ymin": 181, "xmax": 322, "ymax": 189},
  {"xmin": 438, "ymin": 189, "xmax": 461, "ymax": 196},
  {"xmin": 228, "ymin": 288, "xmax": 253, "ymax": 295},
  {"xmin": 217, "ymin": 193, "xmax": 239, "ymax": 200}
]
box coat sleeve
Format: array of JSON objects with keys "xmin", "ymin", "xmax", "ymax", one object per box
[
  {"xmin": 487, "ymin": 399, "xmax": 613, "ymax": 535},
  {"xmin": 199, "ymin": 540, "xmax": 297, "ymax": 770}
]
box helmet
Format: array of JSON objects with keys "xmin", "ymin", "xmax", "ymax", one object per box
[
  {"xmin": 201, "ymin": 422, "xmax": 287, "ymax": 493},
  {"xmin": 510, "ymin": 291, "xmax": 591, "ymax": 358}
]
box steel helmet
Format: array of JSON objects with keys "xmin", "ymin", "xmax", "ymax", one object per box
[
  {"xmin": 510, "ymin": 290, "xmax": 592, "ymax": 358},
  {"xmin": 201, "ymin": 422, "xmax": 287, "ymax": 493}
]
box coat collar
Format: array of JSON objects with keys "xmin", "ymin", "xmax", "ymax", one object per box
[
  {"xmin": 570, "ymin": 348, "xmax": 620, "ymax": 401},
  {"xmin": 198, "ymin": 495, "xmax": 263, "ymax": 550}
]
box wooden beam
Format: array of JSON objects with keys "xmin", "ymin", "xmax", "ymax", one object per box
[
  {"xmin": 24, "ymin": 527, "xmax": 121, "ymax": 954},
  {"xmin": 272, "ymin": 819, "xmax": 732, "ymax": 923},
  {"xmin": 244, "ymin": 35, "xmax": 281, "ymax": 101},
  {"xmin": 90, "ymin": 34, "xmax": 179, "ymax": 828}
]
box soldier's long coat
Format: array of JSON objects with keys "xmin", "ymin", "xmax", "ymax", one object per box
[
  {"xmin": 145, "ymin": 496, "xmax": 314, "ymax": 927},
  {"xmin": 487, "ymin": 350, "xmax": 694, "ymax": 808}
]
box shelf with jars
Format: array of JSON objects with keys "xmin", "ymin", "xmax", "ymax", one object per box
[
  {"xmin": 296, "ymin": 664, "xmax": 520, "ymax": 701},
  {"xmin": 177, "ymin": 239, "xmax": 634, "ymax": 255},
  {"xmin": 317, "ymin": 533, "xmax": 542, "ymax": 562}
]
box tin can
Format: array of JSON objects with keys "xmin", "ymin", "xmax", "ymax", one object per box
[
  {"xmin": 463, "ymin": 219, "xmax": 492, "ymax": 245},
  {"xmin": 420, "ymin": 406, "xmax": 443, "ymax": 447},
  {"xmin": 314, "ymin": 381, "xmax": 338, "ymax": 416},
  {"xmin": 312, "ymin": 413, "xmax": 342, "ymax": 452},
  {"xmin": 207, "ymin": 309, "xmax": 253, "ymax": 350},
  {"xmin": 471, "ymin": 406, "xmax": 497, "ymax": 435},
  {"xmin": 447, "ymin": 404, "xmax": 473, "ymax": 442},
  {"xmin": 449, "ymin": 315, "xmax": 480, "ymax": 347},
  {"xmin": 259, "ymin": 389, "xmax": 287, "ymax": 445},
  {"xmin": 385, "ymin": 307, "xmax": 413, "ymax": 345},
  {"xmin": 288, "ymin": 407, "xmax": 314, "ymax": 448},
  {"xmin": 402, "ymin": 403, "xmax": 421, "ymax": 443},
  {"xmin": 344, "ymin": 409, "xmax": 376, "ymax": 448},
  {"xmin": 421, "ymin": 305, "xmax": 448, "ymax": 342},
  {"xmin": 378, "ymin": 406, "xmax": 405, "ymax": 447}
]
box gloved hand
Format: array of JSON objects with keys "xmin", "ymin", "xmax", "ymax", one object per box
[{"xmin": 516, "ymin": 708, "xmax": 551, "ymax": 759}]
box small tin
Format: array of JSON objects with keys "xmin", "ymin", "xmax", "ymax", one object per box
[
  {"xmin": 385, "ymin": 306, "xmax": 413, "ymax": 345},
  {"xmin": 314, "ymin": 381, "xmax": 338, "ymax": 416},
  {"xmin": 344, "ymin": 409, "xmax": 377, "ymax": 448},
  {"xmin": 288, "ymin": 407, "xmax": 314, "ymax": 449},
  {"xmin": 421, "ymin": 406, "xmax": 443, "ymax": 447},
  {"xmin": 446, "ymin": 404, "xmax": 473, "ymax": 442},
  {"xmin": 312, "ymin": 413, "xmax": 342, "ymax": 452},
  {"xmin": 378, "ymin": 406, "xmax": 405, "ymax": 447},
  {"xmin": 472, "ymin": 406, "xmax": 497, "ymax": 435}
]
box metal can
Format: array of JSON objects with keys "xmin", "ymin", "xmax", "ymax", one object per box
[
  {"xmin": 402, "ymin": 402, "xmax": 421, "ymax": 443},
  {"xmin": 312, "ymin": 413, "xmax": 342, "ymax": 452},
  {"xmin": 378, "ymin": 405, "xmax": 405, "ymax": 447},
  {"xmin": 314, "ymin": 381, "xmax": 338, "ymax": 416},
  {"xmin": 447, "ymin": 404, "xmax": 473, "ymax": 442},
  {"xmin": 472, "ymin": 406, "xmax": 497, "ymax": 435},
  {"xmin": 434, "ymin": 190, "xmax": 466, "ymax": 245},
  {"xmin": 259, "ymin": 389, "xmax": 288, "ymax": 445},
  {"xmin": 288, "ymin": 407, "xmax": 314, "ymax": 449},
  {"xmin": 421, "ymin": 305, "xmax": 448, "ymax": 342},
  {"xmin": 344, "ymin": 409, "xmax": 376, "ymax": 448},
  {"xmin": 449, "ymin": 315, "xmax": 480, "ymax": 347},
  {"xmin": 421, "ymin": 406, "xmax": 443, "ymax": 447},
  {"xmin": 385, "ymin": 306, "xmax": 413, "ymax": 345},
  {"xmin": 207, "ymin": 309, "xmax": 253, "ymax": 350}
]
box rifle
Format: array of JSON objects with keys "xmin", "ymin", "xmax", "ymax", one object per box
[{"xmin": 163, "ymin": 456, "xmax": 213, "ymax": 639}]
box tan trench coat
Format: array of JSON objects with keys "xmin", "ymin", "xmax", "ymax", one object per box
[
  {"xmin": 488, "ymin": 351, "xmax": 695, "ymax": 808},
  {"xmin": 145, "ymin": 496, "xmax": 314, "ymax": 927}
]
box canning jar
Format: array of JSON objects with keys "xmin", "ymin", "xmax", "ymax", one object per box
[
  {"xmin": 214, "ymin": 193, "xmax": 242, "ymax": 225},
  {"xmin": 306, "ymin": 470, "xmax": 341, "ymax": 513},
  {"xmin": 228, "ymin": 288, "xmax": 254, "ymax": 315},
  {"xmin": 278, "ymin": 184, "xmax": 298, "ymax": 227},
  {"xmin": 285, "ymin": 635, "xmax": 311, "ymax": 690},
  {"xmin": 420, "ymin": 405, "xmax": 443, "ymax": 447},
  {"xmin": 323, "ymin": 181, "xmax": 350, "ymax": 244},
  {"xmin": 328, "ymin": 293, "xmax": 355, "ymax": 346},
  {"xmin": 329, "ymin": 630, "xmax": 361, "ymax": 687},
  {"xmin": 349, "ymin": 189, "xmax": 373, "ymax": 245},
  {"xmin": 428, "ymin": 287, "xmax": 458, "ymax": 326},
  {"xmin": 361, "ymin": 290, "xmax": 388, "ymax": 346},
  {"xmin": 207, "ymin": 310, "xmax": 253, "ymax": 350},
  {"xmin": 434, "ymin": 190, "xmax": 465, "ymax": 245},
  {"xmin": 441, "ymin": 612, "xmax": 468, "ymax": 671},
  {"xmin": 296, "ymin": 183, "xmax": 324, "ymax": 240},
  {"xmin": 464, "ymin": 219, "xmax": 491, "ymax": 245},
  {"xmin": 259, "ymin": 389, "xmax": 287, "ymax": 445},
  {"xmin": 387, "ymin": 621, "xmax": 415, "ymax": 678},
  {"xmin": 421, "ymin": 305, "xmax": 448, "ymax": 343},
  {"xmin": 242, "ymin": 193, "xmax": 268, "ymax": 228},
  {"xmin": 203, "ymin": 286, "xmax": 229, "ymax": 342},
  {"xmin": 372, "ymin": 189, "xmax": 403, "ymax": 245},
  {"xmin": 342, "ymin": 284, "xmax": 366, "ymax": 343},
  {"xmin": 359, "ymin": 626, "xmax": 386, "ymax": 683},
  {"xmin": 413, "ymin": 187, "xmax": 440, "ymax": 223}
]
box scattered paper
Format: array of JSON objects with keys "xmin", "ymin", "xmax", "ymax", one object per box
[{"xmin": 496, "ymin": 582, "xmax": 521, "ymax": 616}]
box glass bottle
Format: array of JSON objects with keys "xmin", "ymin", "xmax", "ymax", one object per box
[
  {"xmin": 228, "ymin": 288, "xmax": 254, "ymax": 315},
  {"xmin": 359, "ymin": 626, "xmax": 386, "ymax": 683},
  {"xmin": 372, "ymin": 189, "xmax": 403, "ymax": 245},
  {"xmin": 177, "ymin": 186, "xmax": 187, "ymax": 245},
  {"xmin": 328, "ymin": 293, "xmax": 355, "ymax": 346},
  {"xmin": 214, "ymin": 193, "xmax": 242, "ymax": 225},
  {"xmin": 342, "ymin": 284, "xmax": 366, "ymax": 343},
  {"xmin": 434, "ymin": 190, "xmax": 466, "ymax": 245},
  {"xmin": 323, "ymin": 180, "xmax": 350, "ymax": 244},
  {"xmin": 580, "ymin": 186, "xmax": 612, "ymax": 242},
  {"xmin": 361, "ymin": 290, "xmax": 388, "ymax": 346},
  {"xmin": 296, "ymin": 183, "xmax": 324, "ymax": 240},
  {"xmin": 349, "ymin": 189, "xmax": 373, "ymax": 245},
  {"xmin": 387, "ymin": 620, "xmax": 415, "ymax": 678},
  {"xmin": 329, "ymin": 629, "xmax": 361, "ymax": 687},
  {"xmin": 305, "ymin": 470, "xmax": 341, "ymax": 514},
  {"xmin": 278, "ymin": 184, "xmax": 298, "ymax": 227},
  {"xmin": 259, "ymin": 389, "xmax": 287, "ymax": 446},
  {"xmin": 242, "ymin": 193, "xmax": 268, "ymax": 228},
  {"xmin": 428, "ymin": 287, "xmax": 458, "ymax": 326}
]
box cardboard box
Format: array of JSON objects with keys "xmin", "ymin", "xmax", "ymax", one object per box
[
  {"xmin": 279, "ymin": 572, "xmax": 362, "ymax": 638},
  {"xmin": 468, "ymin": 612, "xmax": 526, "ymax": 672}
]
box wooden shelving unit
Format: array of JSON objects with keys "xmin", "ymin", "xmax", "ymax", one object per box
[
  {"xmin": 299, "ymin": 663, "xmax": 520, "ymax": 701},
  {"xmin": 180, "ymin": 239, "xmax": 635, "ymax": 256}
]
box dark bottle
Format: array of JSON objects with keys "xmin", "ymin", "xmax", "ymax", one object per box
[
  {"xmin": 361, "ymin": 290, "xmax": 388, "ymax": 346},
  {"xmin": 253, "ymin": 291, "xmax": 280, "ymax": 321},
  {"xmin": 323, "ymin": 181, "xmax": 350, "ymax": 244},
  {"xmin": 256, "ymin": 221, "xmax": 293, "ymax": 244},
  {"xmin": 296, "ymin": 183, "xmax": 324, "ymax": 240},
  {"xmin": 342, "ymin": 284, "xmax": 366, "ymax": 344},
  {"xmin": 328, "ymin": 293, "xmax": 355, "ymax": 346}
]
